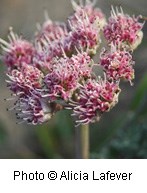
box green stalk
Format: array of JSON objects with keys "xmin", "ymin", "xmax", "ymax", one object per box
[{"xmin": 75, "ymin": 124, "xmax": 89, "ymax": 159}]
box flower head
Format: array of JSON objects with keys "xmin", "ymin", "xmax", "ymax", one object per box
[
  {"xmin": 0, "ymin": 28, "xmax": 34, "ymax": 71},
  {"xmin": 71, "ymin": 77, "xmax": 121, "ymax": 125},
  {"xmin": 100, "ymin": 44, "xmax": 135, "ymax": 83},
  {"xmin": 71, "ymin": 0, "xmax": 106, "ymax": 29},
  {"xmin": 0, "ymin": 2, "xmax": 144, "ymax": 126},
  {"xmin": 68, "ymin": 1, "xmax": 102, "ymax": 55},
  {"xmin": 34, "ymin": 27, "xmax": 73, "ymax": 65},
  {"xmin": 6, "ymin": 64, "xmax": 44, "ymax": 96},
  {"xmin": 43, "ymin": 51, "xmax": 92, "ymax": 101},
  {"xmin": 36, "ymin": 19, "xmax": 68, "ymax": 43},
  {"xmin": 103, "ymin": 7, "xmax": 144, "ymax": 50},
  {"xmin": 15, "ymin": 96, "xmax": 54, "ymax": 125}
]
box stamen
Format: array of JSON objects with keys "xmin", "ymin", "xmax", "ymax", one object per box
[
  {"xmin": 0, "ymin": 44, "xmax": 10, "ymax": 52},
  {"xmin": 111, "ymin": 6, "xmax": 117, "ymax": 18},
  {"xmin": 16, "ymin": 120, "xmax": 25, "ymax": 124},
  {"xmin": 36, "ymin": 22, "xmax": 41, "ymax": 30},
  {"xmin": 4, "ymin": 97, "xmax": 15, "ymax": 101},
  {"xmin": 44, "ymin": 9, "xmax": 50, "ymax": 21},
  {"xmin": 71, "ymin": 0, "xmax": 79, "ymax": 11},
  {"xmin": 0, "ymin": 38, "xmax": 10, "ymax": 47},
  {"xmin": 60, "ymin": 45, "xmax": 67, "ymax": 58},
  {"xmin": 9, "ymin": 27, "xmax": 16, "ymax": 41},
  {"xmin": 6, "ymin": 105, "xmax": 17, "ymax": 111},
  {"xmin": 120, "ymin": 6, "xmax": 124, "ymax": 14}
]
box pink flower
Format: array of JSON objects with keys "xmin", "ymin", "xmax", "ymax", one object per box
[
  {"xmin": 34, "ymin": 1, "xmax": 105, "ymax": 61},
  {"xmin": 0, "ymin": 2, "xmax": 144, "ymax": 126},
  {"xmin": 43, "ymin": 51, "xmax": 92, "ymax": 101},
  {"xmin": 35, "ymin": 16, "xmax": 72, "ymax": 60},
  {"xmin": 34, "ymin": 29, "xmax": 73, "ymax": 66},
  {"xmin": 36, "ymin": 19, "xmax": 68, "ymax": 43},
  {"xmin": 33, "ymin": 41, "xmax": 54, "ymax": 71},
  {"xmin": 70, "ymin": 77, "xmax": 121, "ymax": 125},
  {"xmin": 68, "ymin": 51, "xmax": 92, "ymax": 79},
  {"xmin": 6, "ymin": 64, "xmax": 43, "ymax": 96},
  {"xmin": 70, "ymin": 0, "xmax": 106, "ymax": 29},
  {"xmin": 15, "ymin": 96, "xmax": 54, "ymax": 125},
  {"xmin": 100, "ymin": 44, "xmax": 135, "ymax": 83},
  {"xmin": 0, "ymin": 28, "xmax": 34, "ymax": 71},
  {"xmin": 68, "ymin": 3, "xmax": 101, "ymax": 55},
  {"xmin": 103, "ymin": 7, "xmax": 144, "ymax": 50}
]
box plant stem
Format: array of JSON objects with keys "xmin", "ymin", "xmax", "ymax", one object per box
[
  {"xmin": 75, "ymin": 124, "xmax": 89, "ymax": 159},
  {"xmin": 81, "ymin": 124, "xmax": 89, "ymax": 159}
]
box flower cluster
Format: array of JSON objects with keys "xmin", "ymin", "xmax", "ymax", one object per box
[
  {"xmin": 43, "ymin": 52, "xmax": 92, "ymax": 101},
  {"xmin": 0, "ymin": 28, "xmax": 34, "ymax": 71},
  {"xmin": 71, "ymin": 78, "xmax": 121, "ymax": 125},
  {"xmin": 0, "ymin": 1, "xmax": 144, "ymax": 126},
  {"xmin": 103, "ymin": 7, "xmax": 143, "ymax": 50},
  {"xmin": 100, "ymin": 44, "xmax": 135, "ymax": 83}
]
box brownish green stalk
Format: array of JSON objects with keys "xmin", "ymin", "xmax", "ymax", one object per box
[{"xmin": 75, "ymin": 124, "xmax": 89, "ymax": 159}]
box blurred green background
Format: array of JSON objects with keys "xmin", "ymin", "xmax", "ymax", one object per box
[{"xmin": 0, "ymin": 0, "xmax": 147, "ymax": 159}]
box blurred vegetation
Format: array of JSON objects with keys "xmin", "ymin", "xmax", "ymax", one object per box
[
  {"xmin": 35, "ymin": 110, "xmax": 75, "ymax": 158},
  {"xmin": 91, "ymin": 73, "xmax": 147, "ymax": 158}
]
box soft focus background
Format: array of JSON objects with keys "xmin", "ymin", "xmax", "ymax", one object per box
[{"xmin": 0, "ymin": 0, "xmax": 147, "ymax": 159}]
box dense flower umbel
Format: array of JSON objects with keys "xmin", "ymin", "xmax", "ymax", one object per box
[
  {"xmin": 43, "ymin": 51, "xmax": 92, "ymax": 101},
  {"xmin": 70, "ymin": 0, "xmax": 106, "ymax": 29},
  {"xmin": 35, "ymin": 18, "xmax": 71, "ymax": 59},
  {"xmin": 0, "ymin": 1, "xmax": 144, "ymax": 125},
  {"xmin": 15, "ymin": 96, "xmax": 53, "ymax": 125},
  {"xmin": 36, "ymin": 19, "xmax": 68, "ymax": 43},
  {"xmin": 69, "ymin": 13, "xmax": 100, "ymax": 55},
  {"xmin": 103, "ymin": 7, "xmax": 144, "ymax": 50},
  {"xmin": 100, "ymin": 45, "xmax": 135, "ymax": 83},
  {"xmin": 71, "ymin": 77, "xmax": 121, "ymax": 125},
  {"xmin": 34, "ymin": 26, "xmax": 72, "ymax": 63},
  {"xmin": 68, "ymin": 1, "xmax": 103, "ymax": 55},
  {"xmin": 0, "ymin": 28, "xmax": 34, "ymax": 71},
  {"xmin": 6, "ymin": 64, "xmax": 43, "ymax": 96},
  {"xmin": 35, "ymin": 0, "xmax": 105, "ymax": 60}
]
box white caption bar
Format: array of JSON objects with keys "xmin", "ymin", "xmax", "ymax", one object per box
[{"xmin": 0, "ymin": 159, "xmax": 146, "ymax": 193}]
